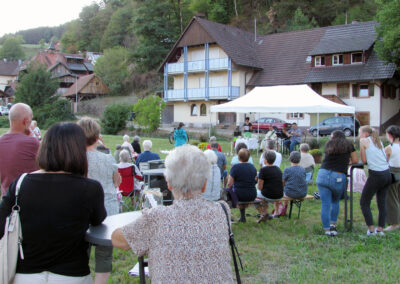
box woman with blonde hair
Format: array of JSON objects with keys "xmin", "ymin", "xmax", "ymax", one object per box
[{"xmin": 359, "ymin": 125, "xmax": 391, "ymax": 236}]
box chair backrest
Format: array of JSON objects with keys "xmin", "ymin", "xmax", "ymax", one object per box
[
  {"xmin": 118, "ymin": 166, "xmax": 134, "ymax": 195},
  {"xmin": 305, "ymin": 166, "xmax": 314, "ymax": 183}
]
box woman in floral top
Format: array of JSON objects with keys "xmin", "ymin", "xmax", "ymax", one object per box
[{"xmin": 112, "ymin": 145, "xmax": 234, "ymax": 283}]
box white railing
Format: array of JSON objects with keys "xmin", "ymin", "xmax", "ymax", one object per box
[
  {"xmin": 167, "ymin": 58, "xmax": 229, "ymax": 74},
  {"xmin": 166, "ymin": 86, "xmax": 239, "ymax": 101}
]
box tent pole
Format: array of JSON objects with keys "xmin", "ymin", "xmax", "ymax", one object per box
[
  {"xmin": 353, "ymin": 114, "xmax": 356, "ymax": 143},
  {"xmin": 209, "ymin": 109, "xmax": 211, "ymax": 138},
  {"xmin": 317, "ymin": 112, "xmax": 319, "ymax": 142},
  {"xmin": 257, "ymin": 112, "xmax": 260, "ymax": 158}
]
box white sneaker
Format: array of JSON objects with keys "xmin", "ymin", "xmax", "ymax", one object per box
[
  {"xmin": 367, "ymin": 229, "xmax": 376, "ymax": 236},
  {"xmin": 384, "ymin": 225, "xmax": 400, "ymax": 232},
  {"xmin": 375, "ymin": 229, "xmax": 385, "ymax": 236}
]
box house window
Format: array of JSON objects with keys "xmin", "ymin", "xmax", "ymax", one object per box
[
  {"xmin": 337, "ymin": 83, "xmax": 350, "ymax": 99},
  {"xmin": 353, "ymin": 84, "xmax": 374, "ymax": 98},
  {"xmin": 351, "ymin": 52, "xmax": 362, "ymax": 64},
  {"xmin": 287, "ymin": 113, "xmax": 304, "ymax": 119},
  {"xmin": 332, "ymin": 54, "xmax": 343, "ymax": 65},
  {"xmin": 315, "ymin": 56, "xmax": 325, "ymax": 66},
  {"xmin": 200, "ymin": 104, "xmax": 207, "ymax": 116},
  {"xmin": 191, "ymin": 104, "xmax": 198, "ymax": 116}
]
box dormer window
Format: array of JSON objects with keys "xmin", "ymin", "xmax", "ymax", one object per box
[
  {"xmin": 351, "ymin": 52, "xmax": 362, "ymax": 64},
  {"xmin": 332, "ymin": 54, "xmax": 343, "ymax": 65},
  {"xmin": 315, "ymin": 56, "xmax": 325, "ymax": 67}
]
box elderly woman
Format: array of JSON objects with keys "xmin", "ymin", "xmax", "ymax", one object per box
[
  {"xmin": 203, "ymin": 149, "xmax": 222, "ymax": 201},
  {"xmin": 231, "ymin": 142, "xmax": 254, "ymax": 166},
  {"xmin": 77, "ymin": 117, "xmax": 121, "ymax": 284},
  {"xmin": 0, "ymin": 123, "xmax": 106, "ymax": 284},
  {"xmin": 111, "ymin": 145, "xmax": 233, "ymax": 283},
  {"xmin": 299, "ymin": 143, "xmax": 315, "ymax": 169},
  {"xmin": 122, "ymin": 134, "xmax": 135, "ymax": 156},
  {"xmin": 117, "ymin": 149, "xmax": 143, "ymax": 199}
]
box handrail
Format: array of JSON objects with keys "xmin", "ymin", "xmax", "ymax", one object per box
[{"xmin": 344, "ymin": 162, "xmax": 364, "ymax": 232}]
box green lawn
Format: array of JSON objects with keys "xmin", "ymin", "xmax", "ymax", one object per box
[{"xmin": 1, "ymin": 128, "xmax": 399, "ymax": 283}]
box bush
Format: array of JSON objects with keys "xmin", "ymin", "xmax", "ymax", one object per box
[
  {"xmin": 133, "ymin": 95, "xmax": 165, "ymax": 132},
  {"xmin": 101, "ymin": 103, "xmax": 131, "ymax": 134},
  {"xmin": 308, "ymin": 138, "xmax": 321, "ymax": 149},
  {"xmin": 309, "ymin": 149, "xmax": 323, "ymax": 156},
  {"xmin": 0, "ymin": 116, "xmax": 9, "ymax": 128},
  {"xmin": 34, "ymin": 99, "xmax": 75, "ymax": 129}
]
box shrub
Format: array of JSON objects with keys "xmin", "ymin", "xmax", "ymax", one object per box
[
  {"xmin": 309, "ymin": 149, "xmax": 323, "ymax": 156},
  {"xmin": 34, "ymin": 99, "xmax": 75, "ymax": 129},
  {"xmin": 0, "ymin": 116, "xmax": 9, "ymax": 128},
  {"xmin": 308, "ymin": 138, "xmax": 321, "ymax": 150},
  {"xmin": 133, "ymin": 95, "xmax": 165, "ymax": 132},
  {"xmin": 199, "ymin": 133, "xmax": 208, "ymax": 143},
  {"xmin": 101, "ymin": 103, "xmax": 131, "ymax": 134}
]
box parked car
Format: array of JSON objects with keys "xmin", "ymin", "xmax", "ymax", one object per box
[
  {"xmin": 0, "ymin": 106, "xmax": 9, "ymax": 116},
  {"xmin": 309, "ymin": 116, "xmax": 360, "ymax": 137},
  {"xmin": 251, "ymin": 117, "xmax": 292, "ymax": 132}
]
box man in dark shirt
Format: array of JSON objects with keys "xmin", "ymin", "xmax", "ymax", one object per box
[
  {"xmin": 136, "ymin": 140, "xmax": 161, "ymax": 168},
  {"xmin": 210, "ymin": 142, "xmax": 227, "ymax": 186},
  {"xmin": 243, "ymin": 117, "xmax": 252, "ymax": 133},
  {"xmin": 0, "ymin": 103, "xmax": 39, "ymax": 196}
]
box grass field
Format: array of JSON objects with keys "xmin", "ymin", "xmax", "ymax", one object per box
[{"xmin": 1, "ymin": 128, "xmax": 399, "ymax": 283}]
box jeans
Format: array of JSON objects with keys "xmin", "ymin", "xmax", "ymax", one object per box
[
  {"xmin": 360, "ymin": 169, "xmax": 391, "ymax": 227},
  {"xmin": 283, "ymin": 139, "xmax": 299, "ymax": 153},
  {"xmin": 316, "ymin": 169, "xmax": 347, "ymax": 230}
]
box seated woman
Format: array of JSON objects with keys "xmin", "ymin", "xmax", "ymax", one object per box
[
  {"xmin": 231, "ymin": 142, "xmax": 254, "ymax": 166},
  {"xmin": 111, "ymin": 145, "xmax": 234, "ymax": 283},
  {"xmin": 299, "ymin": 143, "xmax": 315, "ymax": 169},
  {"xmin": 0, "ymin": 122, "xmax": 106, "ymax": 284},
  {"xmin": 203, "ymin": 150, "xmax": 222, "ymax": 201},
  {"xmin": 117, "ymin": 150, "xmax": 143, "ymax": 200},
  {"xmin": 283, "ymin": 151, "xmax": 307, "ymax": 199},
  {"xmin": 228, "ymin": 148, "xmax": 257, "ymax": 222},
  {"xmin": 256, "ymin": 151, "xmax": 283, "ymax": 223}
]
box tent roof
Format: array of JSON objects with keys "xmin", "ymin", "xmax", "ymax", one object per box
[{"xmin": 210, "ymin": 85, "xmax": 355, "ymax": 114}]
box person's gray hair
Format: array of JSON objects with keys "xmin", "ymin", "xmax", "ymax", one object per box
[
  {"xmin": 164, "ymin": 145, "xmax": 210, "ymax": 199},
  {"xmin": 116, "ymin": 144, "xmax": 122, "ymax": 150},
  {"xmin": 133, "ymin": 135, "xmax": 140, "ymax": 142},
  {"xmin": 204, "ymin": 149, "xmax": 218, "ymax": 164},
  {"xmin": 209, "ymin": 136, "xmax": 217, "ymax": 142},
  {"xmin": 289, "ymin": 151, "xmax": 301, "ymax": 164},
  {"xmin": 143, "ymin": 140, "xmax": 152, "ymax": 151},
  {"xmin": 123, "ymin": 134, "xmax": 130, "ymax": 142},
  {"xmin": 263, "ymin": 150, "xmax": 276, "ymax": 165},
  {"xmin": 267, "ymin": 140, "xmax": 276, "ymax": 150},
  {"xmin": 119, "ymin": 149, "xmax": 131, "ymax": 163},
  {"xmin": 300, "ymin": 143, "xmax": 310, "ymax": 153}
]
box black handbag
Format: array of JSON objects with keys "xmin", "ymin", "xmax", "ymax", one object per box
[{"xmin": 219, "ymin": 202, "xmax": 243, "ymax": 284}]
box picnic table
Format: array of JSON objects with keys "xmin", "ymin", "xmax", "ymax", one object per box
[{"xmin": 85, "ymin": 211, "xmax": 147, "ymax": 284}]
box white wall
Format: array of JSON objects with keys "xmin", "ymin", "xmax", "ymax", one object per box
[
  {"xmin": 0, "ymin": 75, "xmax": 15, "ymax": 85},
  {"xmin": 381, "ymin": 88, "xmax": 400, "ymax": 124},
  {"xmin": 173, "ymin": 101, "xmax": 219, "ymax": 126}
]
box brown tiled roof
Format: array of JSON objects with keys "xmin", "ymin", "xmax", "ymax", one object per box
[
  {"xmin": 196, "ymin": 17, "xmax": 261, "ymax": 69},
  {"xmin": 248, "ymin": 27, "xmax": 327, "ymax": 86},
  {"xmin": 0, "ymin": 61, "xmax": 20, "ymax": 76},
  {"xmin": 62, "ymin": 74, "xmax": 94, "ymax": 97}
]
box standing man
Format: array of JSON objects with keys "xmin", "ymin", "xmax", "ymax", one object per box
[
  {"xmin": 243, "ymin": 117, "xmax": 252, "ymax": 133},
  {"xmin": 283, "ymin": 123, "xmax": 302, "ymax": 153},
  {"xmin": 0, "ymin": 103, "xmax": 40, "ymax": 196},
  {"xmin": 210, "ymin": 142, "xmax": 227, "ymax": 187}
]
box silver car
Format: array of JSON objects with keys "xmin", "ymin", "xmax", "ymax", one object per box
[{"xmin": 0, "ymin": 106, "xmax": 9, "ymax": 116}]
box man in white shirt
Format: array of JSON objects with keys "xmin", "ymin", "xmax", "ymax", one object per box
[{"xmin": 259, "ymin": 140, "xmax": 282, "ymax": 168}]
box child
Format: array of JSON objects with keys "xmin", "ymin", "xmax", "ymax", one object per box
[
  {"xmin": 256, "ymin": 151, "xmax": 283, "ymax": 222},
  {"xmin": 283, "ymin": 151, "xmax": 307, "ymax": 199}
]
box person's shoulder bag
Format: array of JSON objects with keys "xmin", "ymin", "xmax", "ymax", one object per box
[
  {"xmin": 0, "ymin": 173, "xmax": 27, "ymax": 284},
  {"xmin": 219, "ymin": 202, "xmax": 243, "ymax": 284}
]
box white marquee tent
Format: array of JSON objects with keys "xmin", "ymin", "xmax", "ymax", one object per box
[{"xmin": 210, "ymin": 84, "xmax": 355, "ymax": 114}]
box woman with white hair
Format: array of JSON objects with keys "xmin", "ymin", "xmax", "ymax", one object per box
[
  {"xmin": 203, "ymin": 149, "xmax": 222, "ymax": 201},
  {"xmin": 117, "ymin": 150, "xmax": 143, "ymax": 199},
  {"xmin": 111, "ymin": 145, "xmax": 233, "ymax": 283},
  {"xmin": 121, "ymin": 134, "xmax": 135, "ymax": 157}
]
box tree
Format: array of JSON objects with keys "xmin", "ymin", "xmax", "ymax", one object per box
[
  {"xmin": 14, "ymin": 64, "xmax": 59, "ymax": 109},
  {"xmin": 0, "ymin": 36, "xmax": 25, "ymax": 60},
  {"xmin": 101, "ymin": 5, "xmax": 134, "ymax": 49},
  {"xmin": 94, "ymin": 46, "xmax": 130, "ymax": 95},
  {"xmin": 101, "ymin": 103, "xmax": 131, "ymax": 134},
  {"xmin": 374, "ymin": 0, "xmax": 400, "ymax": 68},
  {"xmin": 132, "ymin": 0, "xmax": 180, "ymax": 71},
  {"xmin": 285, "ymin": 8, "xmax": 318, "ymax": 32},
  {"xmin": 133, "ymin": 95, "xmax": 166, "ymax": 131}
]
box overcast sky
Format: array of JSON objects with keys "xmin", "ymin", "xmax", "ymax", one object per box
[{"xmin": 1, "ymin": 0, "xmax": 97, "ymax": 37}]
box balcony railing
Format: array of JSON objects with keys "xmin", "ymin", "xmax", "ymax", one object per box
[
  {"xmin": 167, "ymin": 58, "xmax": 229, "ymax": 74},
  {"xmin": 166, "ymin": 86, "xmax": 239, "ymax": 101}
]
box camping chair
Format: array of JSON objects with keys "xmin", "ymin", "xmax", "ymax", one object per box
[
  {"xmin": 118, "ymin": 165, "xmax": 144, "ymax": 211},
  {"xmin": 305, "ymin": 166, "xmax": 316, "ymax": 197}
]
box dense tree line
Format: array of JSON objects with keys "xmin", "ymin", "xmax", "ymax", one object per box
[
  {"xmin": 0, "ymin": 25, "xmax": 67, "ymax": 45},
  {"xmin": 3, "ymin": 0, "xmax": 399, "ymax": 96}
]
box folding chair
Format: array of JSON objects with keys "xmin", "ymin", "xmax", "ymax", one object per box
[{"xmin": 118, "ymin": 165, "xmax": 144, "ymax": 211}]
